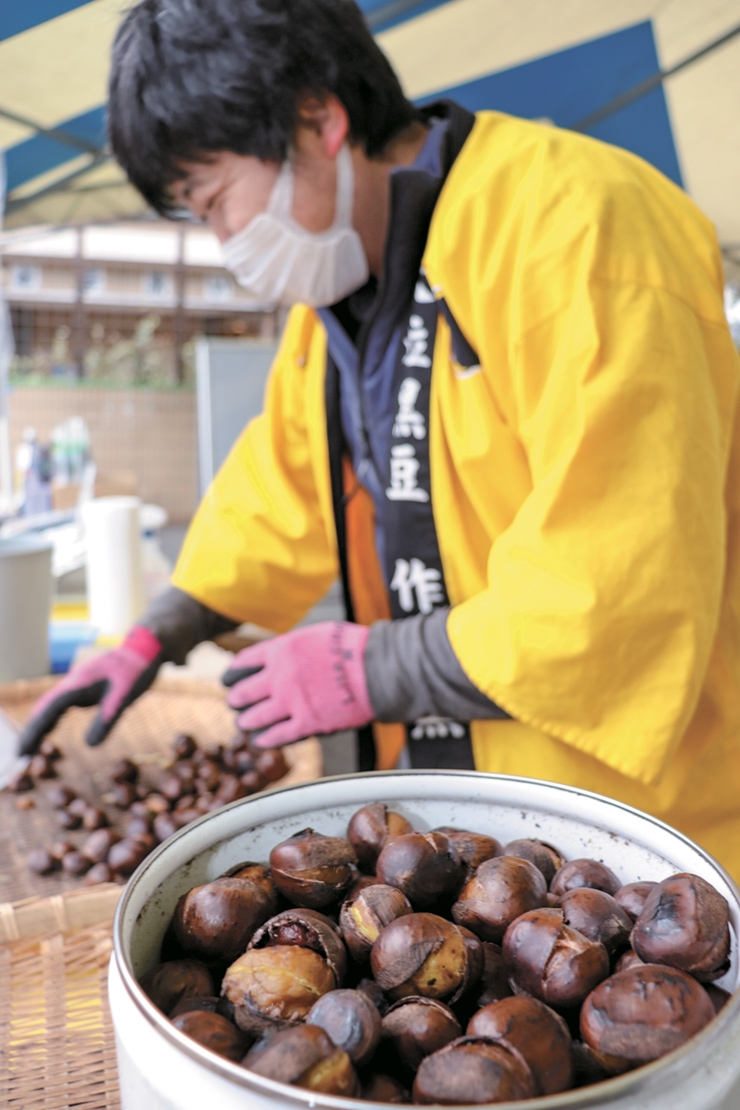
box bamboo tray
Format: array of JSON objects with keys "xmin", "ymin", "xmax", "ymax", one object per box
[
  {"xmin": 0, "ymin": 674, "xmax": 323, "ymax": 1108},
  {"xmin": 0, "ymin": 674, "xmax": 322, "ymax": 904}
]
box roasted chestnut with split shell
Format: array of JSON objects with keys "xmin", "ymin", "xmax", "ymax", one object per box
[
  {"xmin": 380, "ymin": 996, "xmax": 462, "ymax": 1072},
  {"xmin": 172, "ymin": 877, "xmax": 274, "ymax": 963},
  {"xmin": 444, "ymin": 830, "xmax": 501, "ymax": 881},
  {"xmin": 580, "ymin": 963, "xmax": 715, "ymax": 1073},
  {"xmin": 339, "ymin": 883, "xmax": 413, "ymax": 962},
  {"xmin": 370, "ymin": 912, "xmax": 472, "ymax": 1002},
  {"xmin": 412, "ymin": 1035, "xmax": 535, "ymax": 1104},
  {"xmin": 503, "ymin": 907, "xmax": 610, "ymax": 1008},
  {"xmin": 248, "ymin": 907, "xmax": 347, "ymax": 986},
  {"xmin": 347, "ymin": 803, "xmax": 413, "ymax": 873},
  {"xmin": 139, "ymin": 959, "xmax": 215, "ymax": 1015},
  {"xmin": 376, "ymin": 832, "xmax": 465, "ymax": 909},
  {"xmin": 558, "ymin": 887, "xmax": 632, "ymax": 959},
  {"xmin": 269, "ymin": 828, "xmax": 357, "ymax": 908},
  {"xmin": 466, "ymin": 995, "xmax": 573, "ymax": 1095},
  {"xmin": 222, "ymin": 945, "xmax": 337, "ymax": 1035},
  {"xmin": 631, "ymin": 872, "xmax": 731, "ymax": 981},
  {"xmin": 550, "ymin": 858, "xmax": 621, "ymax": 898},
  {"xmin": 306, "ymin": 988, "xmax": 382, "ymax": 1066},
  {"xmin": 243, "ymin": 1023, "xmax": 360, "ymax": 1096},
  {"xmin": 500, "ymin": 839, "xmax": 565, "ymax": 886},
  {"xmin": 171, "ymin": 1009, "xmax": 248, "ymax": 1062},
  {"xmin": 452, "ymin": 855, "xmax": 548, "ymax": 942}
]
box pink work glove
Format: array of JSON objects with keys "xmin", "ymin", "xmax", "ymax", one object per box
[
  {"xmin": 222, "ymin": 621, "xmax": 373, "ymax": 748},
  {"xmin": 19, "ymin": 626, "xmax": 164, "ymax": 754}
]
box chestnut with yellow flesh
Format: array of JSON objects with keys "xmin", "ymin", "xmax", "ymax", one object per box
[
  {"xmin": 340, "ymin": 884, "xmax": 413, "ymax": 962},
  {"xmin": 297, "ymin": 1049, "xmax": 360, "ymax": 1096},
  {"xmin": 222, "ymin": 946, "xmax": 335, "ymax": 1032},
  {"xmin": 371, "ymin": 913, "xmax": 468, "ymax": 1001},
  {"xmin": 503, "ymin": 908, "xmax": 610, "ymax": 1008}
]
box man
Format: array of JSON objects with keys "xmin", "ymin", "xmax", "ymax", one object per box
[{"xmin": 21, "ymin": 0, "xmax": 740, "ymax": 876}]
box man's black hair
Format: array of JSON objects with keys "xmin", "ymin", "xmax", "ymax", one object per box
[{"xmin": 108, "ymin": 0, "xmax": 421, "ymax": 215}]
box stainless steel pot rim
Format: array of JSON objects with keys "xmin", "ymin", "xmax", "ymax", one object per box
[{"xmin": 113, "ymin": 769, "xmax": 740, "ymax": 1109}]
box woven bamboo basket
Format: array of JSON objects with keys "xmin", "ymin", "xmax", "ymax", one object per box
[{"xmin": 0, "ymin": 674, "xmax": 323, "ymax": 1107}]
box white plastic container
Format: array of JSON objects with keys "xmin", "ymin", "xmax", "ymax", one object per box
[
  {"xmin": 111, "ymin": 772, "xmax": 740, "ymax": 1109},
  {"xmin": 82, "ymin": 495, "xmax": 145, "ymax": 637},
  {"xmin": 0, "ymin": 534, "xmax": 52, "ymax": 680}
]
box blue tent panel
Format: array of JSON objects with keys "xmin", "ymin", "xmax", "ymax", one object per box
[
  {"xmin": 0, "ymin": 1, "xmax": 92, "ymax": 44},
  {"xmin": 4, "ymin": 105, "xmax": 107, "ymax": 193},
  {"xmin": 421, "ymin": 21, "xmax": 684, "ymax": 187}
]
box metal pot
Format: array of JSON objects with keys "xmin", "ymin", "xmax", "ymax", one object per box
[{"xmin": 110, "ymin": 771, "xmax": 740, "ymax": 1109}]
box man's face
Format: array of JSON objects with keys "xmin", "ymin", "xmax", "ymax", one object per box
[{"xmin": 171, "ymin": 147, "xmax": 340, "ymax": 243}]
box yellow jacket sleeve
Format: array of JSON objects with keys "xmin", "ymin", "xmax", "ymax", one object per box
[
  {"xmin": 434, "ymin": 116, "xmax": 740, "ymax": 787},
  {"xmin": 172, "ymin": 307, "xmax": 338, "ymax": 631}
]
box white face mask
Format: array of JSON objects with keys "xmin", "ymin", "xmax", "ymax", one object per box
[{"xmin": 221, "ymin": 143, "xmax": 369, "ymax": 308}]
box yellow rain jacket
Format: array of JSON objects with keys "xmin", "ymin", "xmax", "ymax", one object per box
[{"xmin": 173, "ymin": 112, "xmax": 740, "ymax": 878}]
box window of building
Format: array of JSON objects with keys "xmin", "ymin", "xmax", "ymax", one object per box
[
  {"xmin": 204, "ymin": 274, "xmax": 233, "ymax": 302},
  {"xmin": 83, "ymin": 267, "xmax": 106, "ymax": 294},
  {"xmin": 10, "ymin": 264, "xmax": 42, "ymax": 292},
  {"xmin": 144, "ymin": 270, "xmax": 173, "ymax": 297}
]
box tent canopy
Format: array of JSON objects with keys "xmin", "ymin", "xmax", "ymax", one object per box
[{"xmin": 1, "ymin": 0, "xmax": 739, "ymax": 247}]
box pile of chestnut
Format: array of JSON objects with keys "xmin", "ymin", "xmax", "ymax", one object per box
[
  {"xmin": 19, "ymin": 731, "xmax": 288, "ymax": 885},
  {"xmin": 139, "ymin": 804, "xmax": 734, "ymax": 1103}
]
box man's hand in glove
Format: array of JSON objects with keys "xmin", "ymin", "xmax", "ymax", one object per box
[
  {"xmin": 223, "ymin": 621, "xmax": 373, "ymax": 747},
  {"xmin": 19, "ymin": 626, "xmax": 164, "ymax": 755}
]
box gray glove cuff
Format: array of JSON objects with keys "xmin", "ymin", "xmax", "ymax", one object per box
[{"xmin": 138, "ymin": 586, "xmax": 239, "ymax": 665}]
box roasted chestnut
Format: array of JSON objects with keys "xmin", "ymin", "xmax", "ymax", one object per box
[
  {"xmin": 474, "ymin": 942, "xmax": 513, "ymax": 1009},
  {"xmin": 466, "ymin": 996, "xmax": 572, "ymax": 1095},
  {"xmin": 347, "ymin": 803, "xmax": 413, "ymax": 873},
  {"xmin": 29, "ymin": 754, "xmax": 57, "ymax": 780},
  {"xmin": 380, "ymin": 996, "xmax": 461, "ymax": 1072},
  {"xmin": 62, "ymin": 850, "xmax": 90, "ymax": 876},
  {"xmin": 172, "ymin": 733, "xmax": 197, "ymax": 760},
  {"xmin": 56, "ymin": 808, "xmax": 82, "ymax": 831},
  {"xmin": 307, "ymin": 988, "xmax": 382, "ymax": 1065},
  {"xmin": 172, "ymin": 877, "xmax": 273, "ymax": 963},
  {"xmin": 81, "ymin": 828, "xmax": 121, "ymax": 864},
  {"xmin": 503, "ymin": 907, "xmax": 610, "ymax": 1008},
  {"xmin": 631, "ymin": 873, "xmax": 730, "ymax": 981},
  {"xmin": 7, "ymin": 767, "xmax": 34, "ymax": 793},
  {"xmin": 47, "ymin": 786, "xmax": 76, "ymax": 808},
  {"xmin": 613, "ymin": 881, "xmax": 657, "ymax": 920},
  {"xmin": 248, "ymin": 908, "xmax": 347, "ymax": 986},
  {"xmin": 376, "ymin": 832, "xmax": 464, "ymax": 909},
  {"xmin": 361, "ymin": 1072, "xmax": 409, "ymax": 1102},
  {"xmin": 614, "ymin": 949, "xmax": 644, "ymax": 973},
  {"xmin": 220, "ymin": 861, "xmax": 276, "ymax": 902},
  {"xmin": 452, "ymin": 855, "xmax": 548, "ymax": 942},
  {"xmin": 550, "ymin": 859, "xmax": 620, "ymax": 898},
  {"xmin": 111, "ymin": 782, "xmax": 138, "ymax": 809},
  {"xmin": 108, "ymin": 835, "xmax": 155, "ymax": 877},
  {"xmin": 81, "ymin": 806, "xmax": 109, "ymax": 831},
  {"xmin": 110, "ymin": 758, "xmax": 139, "ymax": 784},
  {"xmin": 444, "ymin": 831, "xmax": 501, "ymax": 881},
  {"xmin": 140, "ymin": 959, "xmax": 216, "ymax": 1015},
  {"xmin": 171, "ymin": 1010, "xmax": 248, "ymax": 1062},
  {"xmin": 558, "ymin": 887, "xmax": 632, "ymax": 958},
  {"xmin": 243, "ymin": 1023, "xmax": 359, "ymax": 1095},
  {"xmin": 357, "ymin": 977, "xmax": 390, "ymax": 1016},
  {"xmin": 500, "ymin": 839, "xmax": 565, "ymax": 886},
  {"xmin": 270, "ymin": 828, "xmax": 357, "ymax": 908},
  {"xmin": 254, "ymin": 747, "xmax": 288, "ymax": 783},
  {"xmin": 340, "ymin": 884, "xmax": 413, "ymax": 962},
  {"xmin": 84, "ymin": 862, "xmax": 113, "ymax": 885},
  {"xmin": 223, "ymin": 946, "xmax": 337, "ymax": 1035},
  {"xmin": 27, "ymin": 848, "xmax": 58, "ymax": 875},
  {"xmin": 370, "ymin": 913, "xmax": 469, "ymax": 1002},
  {"xmin": 39, "ymin": 739, "xmax": 62, "ymax": 761},
  {"xmin": 580, "ymin": 963, "xmax": 715, "ymax": 1073},
  {"xmin": 412, "ymin": 1035, "xmax": 535, "ymax": 1104}
]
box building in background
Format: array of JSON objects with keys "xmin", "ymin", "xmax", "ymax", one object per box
[{"xmin": 0, "ymin": 219, "xmax": 276, "ymax": 385}]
